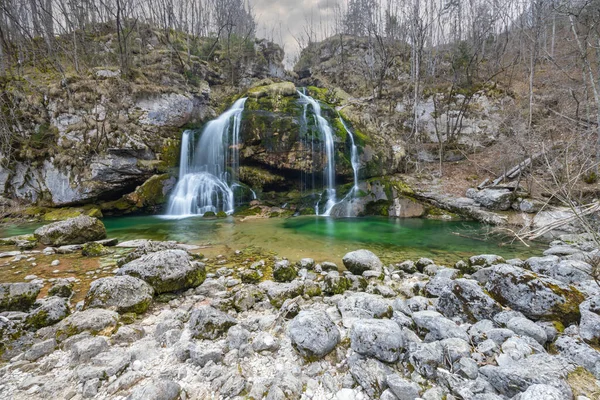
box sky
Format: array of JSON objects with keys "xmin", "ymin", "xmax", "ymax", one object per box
[{"xmin": 252, "ymin": 0, "xmax": 341, "ymax": 68}]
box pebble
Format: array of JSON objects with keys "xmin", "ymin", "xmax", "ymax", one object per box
[{"xmin": 51, "ymin": 260, "xmax": 60, "ymax": 266}]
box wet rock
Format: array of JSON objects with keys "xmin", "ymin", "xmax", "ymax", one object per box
[
  {"xmin": 0, "ymin": 282, "xmax": 41, "ymax": 312},
  {"xmin": 350, "ymin": 318, "xmax": 404, "ymax": 362},
  {"xmin": 85, "ymin": 276, "xmax": 154, "ymax": 314},
  {"xmin": 34, "ymin": 215, "xmax": 106, "ymax": 246},
  {"xmin": 273, "ymin": 259, "xmax": 297, "ymax": 282},
  {"xmin": 118, "ymin": 249, "xmax": 206, "ymax": 294},
  {"xmin": 25, "ymin": 296, "xmax": 70, "ymax": 329},
  {"xmin": 55, "ymin": 308, "xmax": 119, "ymax": 341},
  {"xmin": 126, "ymin": 379, "xmax": 181, "ymax": 400},
  {"xmin": 436, "ymin": 278, "xmax": 502, "ymax": 323},
  {"xmin": 485, "ymin": 264, "xmax": 585, "ymax": 324},
  {"xmin": 188, "ymin": 305, "xmax": 237, "ymax": 340},
  {"xmin": 342, "ymin": 249, "xmax": 384, "ymax": 275},
  {"xmin": 347, "ymin": 354, "xmax": 393, "ymax": 397},
  {"xmin": 288, "ymin": 310, "xmax": 340, "ymax": 360}
]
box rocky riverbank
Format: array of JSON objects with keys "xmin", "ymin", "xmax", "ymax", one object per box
[{"xmin": 0, "ymin": 216, "xmax": 599, "ymax": 400}]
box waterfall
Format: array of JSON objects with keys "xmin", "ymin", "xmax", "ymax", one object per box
[
  {"xmin": 297, "ymin": 91, "xmax": 336, "ymax": 216},
  {"xmin": 340, "ymin": 116, "xmax": 359, "ymax": 193},
  {"xmin": 334, "ymin": 115, "xmax": 361, "ymax": 217},
  {"xmin": 166, "ymin": 98, "xmax": 247, "ymax": 217}
]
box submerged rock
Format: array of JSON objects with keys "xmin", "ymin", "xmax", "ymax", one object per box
[
  {"xmin": 34, "ymin": 215, "xmax": 107, "ymax": 245},
  {"xmin": 85, "ymin": 276, "xmax": 154, "ymax": 314},
  {"xmin": 118, "ymin": 249, "xmax": 206, "ymax": 294},
  {"xmin": 342, "ymin": 249, "xmax": 384, "ymax": 275},
  {"xmin": 288, "ymin": 310, "xmax": 340, "ymax": 360}
]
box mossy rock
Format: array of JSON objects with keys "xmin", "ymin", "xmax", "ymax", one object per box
[
  {"xmin": 247, "ymin": 81, "xmax": 297, "ymax": 98},
  {"xmin": 299, "ymin": 207, "xmax": 315, "ymax": 215},
  {"xmin": 216, "ymin": 211, "xmax": 228, "ymax": 218},
  {"xmin": 240, "ymin": 269, "xmax": 263, "ymax": 284},
  {"xmin": 82, "ymin": 242, "xmax": 110, "ymax": 257},
  {"xmin": 41, "ymin": 206, "xmax": 103, "ymax": 222},
  {"xmin": 324, "ymin": 275, "xmax": 351, "ymax": 295},
  {"xmin": 203, "ymin": 211, "xmax": 216, "ymax": 217},
  {"xmin": 273, "ymin": 261, "xmax": 298, "ymax": 283}
]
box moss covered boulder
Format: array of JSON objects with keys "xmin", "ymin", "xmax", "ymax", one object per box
[
  {"xmin": 82, "ymin": 242, "xmax": 110, "ymax": 257},
  {"xmin": 25, "ymin": 296, "xmax": 70, "ymax": 330},
  {"xmin": 55, "ymin": 308, "xmax": 119, "ymax": 341},
  {"xmin": 0, "ymin": 283, "xmax": 41, "ymax": 312},
  {"xmin": 34, "ymin": 215, "xmax": 106, "ymax": 246},
  {"xmin": 85, "ymin": 276, "xmax": 154, "ymax": 314},
  {"xmin": 188, "ymin": 305, "xmax": 237, "ymax": 340},
  {"xmin": 273, "ymin": 260, "xmax": 297, "ymax": 282},
  {"xmin": 323, "ymin": 273, "xmax": 351, "ymax": 295},
  {"xmin": 485, "ymin": 264, "xmax": 585, "ymax": 324},
  {"xmin": 117, "ymin": 249, "xmax": 206, "ymax": 294}
]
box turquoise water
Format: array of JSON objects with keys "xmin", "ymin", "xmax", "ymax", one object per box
[{"xmin": 1, "ymin": 216, "xmax": 544, "ymax": 265}]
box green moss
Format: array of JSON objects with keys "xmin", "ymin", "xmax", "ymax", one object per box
[
  {"xmin": 216, "ymin": 211, "xmax": 228, "ymax": 218},
  {"xmin": 324, "ymin": 275, "xmax": 351, "ymax": 295},
  {"xmin": 363, "ymin": 199, "xmax": 391, "ymax": 216},
  {"xmin": 299, "ymin": 207, "xmax": 315, "ymax": 215},
  {"xmin": 82, "ymin": 242, "xmax": 109, "ymax": 257},
  {"xmin": 240, "ymin": 269, "xmax": 263, "ymax": 284},
  {"xmin": 233, "ymin": 206, "xmax": 263, "ymax": 216},
  {"xmin": 273, "ymin": 264, "xmax": 298, "ymax": 282},
  {"xmin": 203, "ymin": 211, "xmax": 216, "ymax": 217},
  {"xmin": 159, "ymin": 138, "xmax": 181, "ymax": 171}
]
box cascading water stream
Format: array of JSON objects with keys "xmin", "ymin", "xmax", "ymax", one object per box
[
  {"xmin": 297, "ymin": 90, "xmax": 336, "ymax": 216},
  {"xmin": 338, "ymin": 115, "xmax": 361, "ymax": 217},
  {"xmin": 166, "ymin": 98, "xmax": 247, "ymax": 217}
]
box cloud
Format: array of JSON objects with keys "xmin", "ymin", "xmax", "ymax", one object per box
[{"xmin": 252, "ymin": 0, "xmax": 341, "ymax": 68}]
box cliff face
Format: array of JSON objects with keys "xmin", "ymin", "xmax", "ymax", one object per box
[{"xmin": 0, "ymin": 27, "xmax": 286, "ymax": 213}]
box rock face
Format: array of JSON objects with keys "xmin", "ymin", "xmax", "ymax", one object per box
[
  {"xmin": 342, "ymin": 250, "xmax": 384, "ymax": 275},
  {"xmin": 0, "ymin": 282, "xmax": 41, "ymax": 312},
  {"xmin": 34, "ymin": 215, "xmax": 107, "ymax": 245},
  {"xmin": 117, "ymin": 249, "xmax": 206, "ymax": 294},
  {"xmin": 188, "ymin": 306, "xmax": 237, "ymax": 340},
  {"xmin": 85, "ymin": 276, "xmax": 154, "ymax": 314},
  {"xmin": 485, "ymin": 264, "xmax": 585, "ymax": 323},
  {"xmin": 288, "ymin": 310, "xmax": 340, "ymax": 360},
  {"xmin": 350, "ymin": 319, "xmax": 404, "ymax": 362}
]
